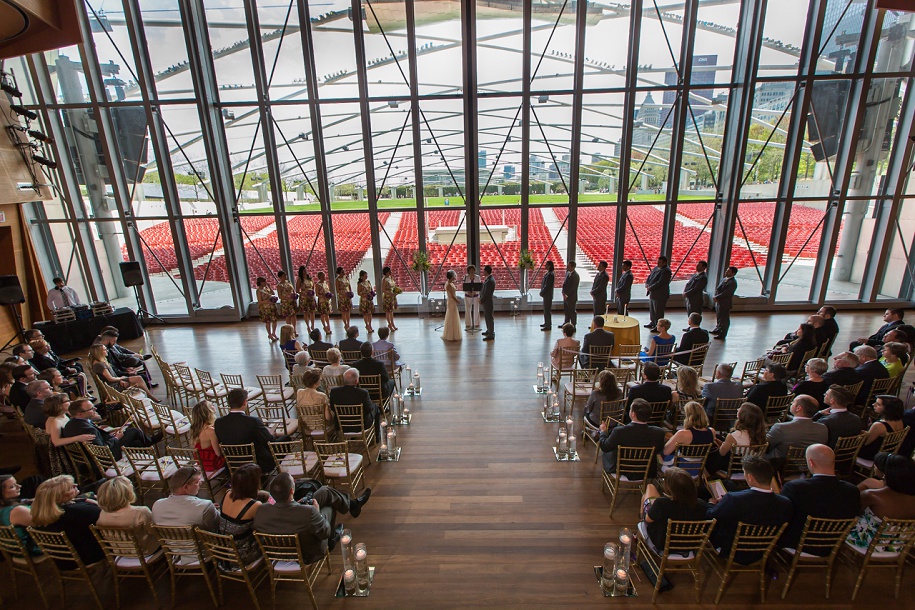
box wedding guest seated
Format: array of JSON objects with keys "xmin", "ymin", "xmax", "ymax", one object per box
[
  {"xmin": 774, "ymin": 323, "xmax": 817, "ymax": 373},
  {"xmin": 674, "ymin": 313, "xmax": 709, "ymax": 365},
  {"xmin": 218, "ymin": 464, "xmax": 266, "ymax": 566},
  {"xmin": 580, "ymin": 316, "xmax": 615, "ymax": 369},
  {"xmin": 598, "ymin": 399, "xmax": 666, "ymax": 477},
  {"xmin": 152, "ymin": 466, "xmax": 219, "ymax": 531},
  {"xmin": 29, "ymin": 339, "xmax": 87, "ymax": 395},
  {"xmin": 879, "ymin": 342, "xmax": 907, "ymax": 378},
  {"xmin": 320, "ymin": 348, "xmax": 349, "ymax": 385},
  {"xmin": 44, "ymin": 393, "xmax": 95, "ymax": 453},
  {"xmin": 24, "ymin": 328, "xmax": 84, "ymax": 374},
  {"xmin": 0, "ymin": 363, "xmax": 16, "ymax": 413},
  {"xmin": 96, "ymin": 328, "xmax": 154, "ymax": 387},
  {"xmin": 900, "ymin": 402, "xmax": 915, "ymax": 458},
  {"xmin": 765, "ymin": 395, "xmax": 828, "ymax": 460},
  {"xmin": 583, "ymin": 370, "xmax": 623, "ymax": 429},
  {"xmin": 88, "ymin": 344, "xmax": 154, "ymax": 398},
  {"xmin": 329, "ymin": 368, "xmax": 380, "ymax": 439},
  {"xmin": 639, "ymin": 318, "xmax": 675, "ymax": 365},
  {"xmin": 792, "ymin": 358, "xmax": 830, "ymax": 408},
  {"xmin": 707, "ymin": 403, "xmax": 767, "ymax": 475},
  {"xmin": 550, "ymin": 323, "xmax": 580, "ymax": 372},
  {"xmin": 821, "ymin": 352, "xmax": 862, "ymax": 387},
  {"xmin": 700, "ymin": 363, "xmax": 743, "ymax": 420},
  {"xmin": 63, "ymin": 397, "xmax": 161, "ymax": 461},
  {"xmin": 817, "ymin": 306, "xmax": 839, "ymax": 349},
  {"xmin": 39, "ymin": 368, "xmax": 81, "ymax": 402},
  {"xmin": 850, "ymin": 308, "xmax": 905, "ymax": 350},
  {"xmin": 292, "ymin": 351, "xmax": 313, "ymax": 376},
  {"xmin": 215, "ymin": 388, "xmax": 289, "ymax": 473},
  {"xmin": 296, "ymin": 368, "xmax": 333, "ymax": 431},
  {"xmin": 745, "ymin": 363, "xmax": 789, "ymax": 409},
  {"xmin": 706, "ymin": 455, "xmax": 792, "ymax": 565},
  {"xmin": 351, "ymin": 343, "xmax": 395, "ymax": 398},
  {"xmin": 847, "ymin": 453, "xmax": 915, "ymax": 552},
  {"xmin": 97, "ymin": 476, "xmax": 159, "ymax": 555},
  {"xmin": 252, "ymin": 472, "xmax": 372, "ymax": 564},
  {"xmin": 338, "ymin": 326, "xmax": 364, "ymax": 353},
  {"xmin": 627, "ymin": 362, "xmax": 672, "ymax": 417},
  {"xmin": 9, "ymin": 364, "xmax": 36, "ymax": 410},
  {"xmin": 807, "ymin": 315, "xmax": 829, "ymax": 348},
  {"xmin": 308, "ymin": 328, "xmax": 333, "ymax": 354},
  {"xmin": 640, "ymin": 467, "xmax": 709, "ymax": 552},
  {"xmin": 813, "ymin": 385, "xmax": 863, "ymax": 448},
  {"xmin": 779, "ymin": 444, "xmax": 860, "ymax": 553},
  {"xmin": 23, "ymin": 379, "xmax": 53, "ymax": 428},
  {"xmin": 671, "ymin": 366, "xmax": 701, "ymax": 404},
  {"xmin": 884, "ymin": 325, "xmax": 914, "ymax": 361},
  {"xmin": 0, "ymin": 474, "xmax": 38, "ymax": 556},
  {"xmin": 31, "ymin": 475, "xmax": 103, "ymax": 568},
  {"xmin": 852, "ymin": 345, "xmax": 890, "ymax": 404},
  {"xmin": 372, "ymin": 326, "xmax": 404, "ymax": 367},
  {"xmin": 190, "ymin": 400, "xmax": 225, "ymax": 476},
  {"xmin": 857, "ymin": 395, "xmax": 905, "ymax": 462},
  {"xmin": 662, "ymin": 401, "xmax": 715, "ymax": 475},
  {"xmin": 279, "ymin": 324, "xmax": 303, "ymax": 352}
]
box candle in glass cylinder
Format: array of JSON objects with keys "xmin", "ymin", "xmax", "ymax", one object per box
[
  {"xmin": 340, "ymin": 529, "xmax": 354, "ymax": 570},
  {"xmin": 601, "ymin": 542, "xmax": 618, "ymax": 593},
  {"xmin": 379, "ymin": 443, "xmax": 388, "ymax": 458},
  {"xmin": 391, "ymin": 393, "xmax": 401, "ymax": 420},
  {"xmin": 618, "ymin": 527, "xmax": 633, "ymax": 572},
  {"xmin": 387, "ymin": 428, "xmax": 397, "ymax": 452},
  {"xmin": 569, "ymin": 434, "xmax": 577, "ymax": 456},
  {"xmin": 566, "ymin": 415, "xmax": 574, "ymax": 438},
  {"xmin": 344, "ymin": 569, "xmax": 357, "ymax": 595},
  {"xmin": 558, "ymin": 427, "xmax": 568, "ymax": 456},
  {"xmin": 614, "ymin": 567, "xmax": 629, "ymax": 595},
  {"xmin": 537, "ymin": 371, "xmax": 544, "ymax": 391},
  {"xmin": 354, "ymin": 543, "xmax": 369, "ymax": 590},
  {"xmin": 413, "ymin": 372, "xmax": 421, "ymax": 391}
]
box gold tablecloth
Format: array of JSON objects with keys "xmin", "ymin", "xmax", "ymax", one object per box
[{"xmin": 602, "ymin": 315, "xmax": 640, "ymax": 356}]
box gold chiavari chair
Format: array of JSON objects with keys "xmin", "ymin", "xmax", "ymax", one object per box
[
  {"xmin": 842, "ymin": 518, "xmax": 915, "ymax": 601},
  {"xmin": 314, "ymin": 441, "xmax": 366, "ymax": 494},
  {"xmin": 774, "ymin": 516, "xmax": 855, "ymax": 600},
  {"xmin": 853, "ymin": 426, "xmax": 909, "ymax": 480},
  {"xmin": 220, "ymin": 443, "xmax": 257, "ymax": 477},
  {"xmin": 195, "ymin": 529, "xmax": 268, "ymax": 610},
  {"xmin": 601, "ymin": 446, "xmax": 655, "ymax": 517},
  {"xmin": 763, "ymin": 393, "xmax": 794, "ymax": 425},
  {"xmin": 636, "ymin": 519, "xmax": 716, "ymax": 603},
  {"xmin": 0, "ymin": 524, "xmax": 49, "ymax": 608},
  {"xmin": 296, "ymin": 402, "xmax": 333, "ymax": 449},
  {"xmin": 123, "ymin": 446, "xmax": 179, "ymax": 503},
  {"xmin": 704, "ymin": 521, "xmax": 787, "ymax": 604},
  {"xmin": 584, "ymin": 399, "xmax": 627, "ymax": 462},
  {"xmin": 562, "ymin": 367, "xmax": 598, "ymax": 418},
  {"xmin": 219, "ymin": 373, "xmax": 265, "ymax": 410},
  {"xmin": 151, "ymin": 524, "xmax": 218, "ymax": 607},
  {"xmin": 714, "ymin": 443, "xmax": 768, "ymax": 483},
  {"xmin": 90, "ymin": 525, "xmax": 167, "ymax": 609},
  {"xmin": 662, "ymin": 443, "xmax": 713, "ymax": 485},
  {"xmin": 27, "ymin": 528, "xmax": 105, "ymax": 609},
  {"xmin": 711, "ymin": 397, "xmax": 745, "ymax": 433},
  {"xmin": 167, "ymin": 446, "xmax": 228, "ymax": 500},
  {"xmin": 257, "ymin": 374, "xmax": 296, "ymax": 414},
  {"xmin": 269, "ymin": 439, "xmax": 319, "ymax": 479},
  {"xmin": 334, "ymin": 403, "xmax": 377, "ymax": 465},
  {"xmin": 195, "ymin": 368, "xmax": 229, "ymax": 411},
  {"xmin": 833, "ymin": 433, "xmax": 867, "ymax": 479},
  {"xmin": 254, "ymin": 532, "xmax": 332, "ymax": 610}
]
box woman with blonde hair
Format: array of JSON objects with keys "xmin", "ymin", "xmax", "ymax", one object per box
[
  {"xmin": 336, "ymin": 266, "xmax": 353, "ymax": 330},
  {"xmin": 296, "ymin": 367, "xmax": 333, "ymax": 431},
  {"xmin": 190, "ymin": 400, "xmax": 225, "ymax": 475},
  {"xmin": 31, "ymin": 474, "xmax": 103, "ymax": 566},
  {"xmin": 96, "ymin": 476, "xmax": 158, "ymax": 555},
  {"xmin": 279, "ymin": 324, "xmax": 303, "ymax": 353},
  {"xmin": 663, "ymin": 401, "xmax": 715, "ymax": 459},
  {"xmin": 671, "ymin": 366, "xmax": 701, "ymax": 403},
  {"xmin": 88, "ymin": 343, "xmax": 153, "ymax": 397},
  {"xmin": 639, "ymin": 318, "xmax": 676, "ymax": 365},
  {"xmin": 321, "ymin": 348, "xmax": 349, "ymax": 386}
]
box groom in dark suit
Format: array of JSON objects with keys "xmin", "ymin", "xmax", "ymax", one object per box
[
  {"xmin": 540, "ymin": 260, "xmax": 555, "ymax": 331},
  {"xmin": 480, "ymin": 265, "xmax": 496, "ymax": 341}
]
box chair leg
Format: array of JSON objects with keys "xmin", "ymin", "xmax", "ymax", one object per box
[
  {"xmin": 608, "ymin": 482, "xmax": 619, "ymax": 518},
  {"xmin": 714, "ymin": 570, "xmax": 731, "ymax": 605},
  {"xmin": 759, "ymin": 564, "xmax": 767, "ymax": 603},
  {"xmin": 824, "ymin": 561, "xmax": 834, "ymax": 600},
  {"xmin": 85, "ymin": 569, "xmax": 106, "ymax": 610},
  {"xmin": 781, "ymin": 562, "xmax": 797, "ymax": 599},
  {"xmin": 850, "ymin": 565, "xmax": 867, "ymax": 601},
  {"xmin": 201, "ymin": 565, "xmax": 220, "ymax": 608}
]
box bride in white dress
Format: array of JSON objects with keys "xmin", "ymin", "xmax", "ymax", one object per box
[{"xmin": 442, "ymin": 270, "xmax": 463, "ymax": 342}]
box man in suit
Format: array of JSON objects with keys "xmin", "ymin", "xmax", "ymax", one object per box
[
  {"xmin": 338, "ymin": 326, "xmax": 364, "ymax": 353},
  {"xmin": 590, "ymin": 260, "xmax": 609, "ymax": 317},
  {"xmin": 372, "ymin": 326, "xmax": 403, "ymax": 367},
  {"xmin": 674, "ymin": 313, "xmax": 710, "ymax": 365},
  {"xmin": 214, "ymin": 388, "xmax": 280, "ymax": 473},
  {"xmin": 626, "ymin": 362, "xmax": 672, "ymax": 415},
  {"xmin": 682, "ymin": 260, "xmax": 708, "ymax": 325},
  {"xmin": 24, "ymin": 328, "xmax": 84, "ymax": 374},
  {"xmin": 813, "ymin": 385, "xmax": 863, "ymax": 448},
  {"xmin": 898, "ymin": 399, "xmax": 915, "ymax": 458},
  {"xmin": 580, "ymin": 316, "xmax": 615, "ymax": 369},
  {"xmin": 308, "ymin": 328, "xmax": 334, "ymax": 353},
  {"xmin": 597, "ymin": 399, "xmax": 666, "ymax": 476},
  {"xmin": 463, "ymin": 264, "xmax": 481, "ymax": 330},
  {"xmin": 23, "ymin": 380, "xmax": 53, "ymax": 427},
  {"xmin": 540, "ymin": 260, "xmax": 555, "ymax": 331},
  {"xmin": 852, "ymin": 345, "xmax": 890, "ymax": 404},
  {"xmin": 151, "ymin": 466, "xmax": 219, "ymax": 532},
  {"xmin": 817, "ymin": 306, "xmax": 839, "ymax": 349},
  {"xmin": 614, "ymin": 259, "xmax": 633, "ymax": 315},
  {"xmin": 700, "ymin": 363, "xmax": 744, "ymax": 420},
  {"xmin": 9, "ymin": 364, "xmax": 36, "ymax": 410},
  {"xmin": 850, "ymin": 308, "xmax": 905, "ymax": 350},
  {"xmin": 745, "ymin": 363, "xmax": 789, "ymax": 410},
  {"xmin": 63, "ymin": 397, "xmax": 160, "ymax": 461},
  {"xmin": 821, "ymin": 352, "xmax": 862, "ymax": 387},
  {"xmin": 766, "ymin": 394, "xmax": 829, "ymax": 460},
  {"xmin": 253, "ymin": 473, "xmax": 372, "ymax": 564},
  {"xmin": 711, "ymin": 266, "xmax": 737, "ymax": 340},
  {"xmin": 707, "ymin": 455, "xmax": 792, "ymax": 564},
  {"xmin": 561, "ymin": 261, "xmax": 580, "ymax": 329},
  {"xmin": 480, "ymin": 265, "xmax": 496, "ymax": 341},
  {"xmin": 97, "ymin": 328, "xmax": 155, "ymax": 386},
  {"xmin": 779, "ymin": 444, "xmax": 860, "ymax": 552},
  {"xmin": 644, "ymin": 256, "xmax": 672, "ymax": 331},
  {"xmin": 352, "ymin": 342, "xmax": 395, "ymax": 398},
  {"xmin": 329, "ymin": 368, "xmax": 380, "ymax": 439}
]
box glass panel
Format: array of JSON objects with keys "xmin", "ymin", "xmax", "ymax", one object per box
[
  {"xmin": 759, "ymin": 0, "xmax": 809, "ymax": 78},
  {"xmin": 631, "ymin": 92, "xmax": 675, "ymax": 195},
  {"xmin": 155, "ymin": 105, "xmax": 216, "ymax": 215},
  {"xmin": 795, "ymin": 80, "xmax": 851, "ymax": 197},
  {"xmin": 258, "ymin": 1, "xmax": 309, "ymax": 101},
  {"xmin": 183, "ymin": 217, "xmax": 237, "ymax": 310},
  {"xmin": 370, "ymin": 102, "xmax": 416, "ymax": 209},
  {"xmin": 270, "ymin": 104, "xmax": 321, "ymax": 212},
  {"xmin": 741, "ymin": 81, "xmax": 797, "ymax": 198},
  {"xmin": 668, "ymin": 203, "xmax": 713, "ymax": 298},
  {"xmin": 415, "ymin": 2, "xmax": 462, "ymax": 96},
  {"xmin": 309, "ymin": 0, "xmax": 359, "ymax": 99},
  {"xmin": 694, "ymin": 1, "xmax": 739, "ymax": 86},
  {"xmin": 637, "ymin": 1, "xmax": 684, "ymax": 89},
  {"xmin": 582, "ymin": 1, "xmax": 631, "ymax": 91},
  {"xmin": 206, "ymin": 0, "xmax": 257, "ymax": 103},
  {"xmin": 817, "ymin": 0, "xmax": 866, "ymax": 75},
  {"xmin": 873, "ymin": 12, "xmax": 914, "ymax": 74},
  {"xmin": 419, "ymin": 98, "xmax": 465, "ymax": 207},
  {"xmin": 320, "ymin": 102, "xmax": 367, "ymax": 208},
  {"xmin": 625, "ymin": 204, "xmax": 665, "ymax": 291},
  {"xmin": 479, "ymin": 208, "xmax": 521, "ymax": 292},
  {"xmin": 84, "ymin": 0, "xmax": 141, "ymax": 103},
  {"xmin": 138, "ymin": 0, "xmax": 195, "ymax": 100},
  {"xmin": 478, "ymin": 97, "xmax": 522, "ymax": 205},
  {"xmin": 364, "ymin": 0, "xmax": 411, "ymax": 98},
  {"xmin": 288, "ymin": 213, "xmax": 327, "ymax": 277},
  {"xmin": 423, "ymin": 208, "xmax": 468, "ymax": 292},
  {"xmin": 332, "ymin": 212, "xmax": 380, "ymax": 281},
  {"xmin": 569, "ymin": 204, "xmax": 616, "ymax": 300},
  {"xmin": 774, "ymin": 200, "xmax": 830, "ymax": 301},
  {"xmin": 580, "ymin": 92, "xmax": 625, "ymax": 202},
  {"xmin": 529, "ymin": 94, "xmax": 573, "ymax": 205},
  {"xmin": 223, "ymin": 106, "xmax": 273, "ymax": 212},
  {"xmin": 37, "ymin": 219, "xmax": 92, "ymax": 302},
  {"xmin": 529, "ymin": 1, "xmax": 577, "ymax": 92},
  {"xmin": 530, "ymin": 206, "xmax": 569, "ymax": 296},
  {"xmin": 474, "ymin": 0, "xmax": 523, "ymax": 94},
  {"xmin": 381, "ymin": 211, "xmax": 421, "ymax": 294},
  {"xmin": 679, "ymin": 96, "xmax": 726, "ymax": 196},
  {"xmin": 878, "ymin": 198, "xmax": 914, "ymax": 299}
]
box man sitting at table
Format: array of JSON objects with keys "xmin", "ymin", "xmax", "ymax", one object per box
[
  {"xmin": 674, "ymin": 313, "xmax": 709, "ymax": 365},
  {"xmin": 580, "ymin": 316, "xmax": 615, "ymax": 369},
  {"xmin": 598, "ymin": 398, "xmax": 665, "ymax": 477},
  {"xmin": 46, "ymin": 277, "xmax": 83, "ymax": 310}
]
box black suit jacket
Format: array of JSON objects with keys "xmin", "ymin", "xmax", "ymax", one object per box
[
  {"xmin": 899, "ymin": 408, "xmax": 915, "ymax": 458},
  {"xmin": 813, "ymin": 410, "xmax": 863, "ymax": 448},
  {"xmin": 780, "ymin": 475, "xmax": 860, "ymax": 552},
  {"xmin": 9, "ymin": 381, "xmax": 29, "ymax": 410},
  {"xmin": 328, "ymin": 384, "xmax": 377, "ymax": 433},
  {"xmin": 821, "ymin": 367, "xmax": 861, "ymax": 387},
  {"xmin": 646, "ymin": 266, "xmax": 672, "ymax": 298},
  {"xmin": 590, "ymin": 270, "xmax": 609, "ymax": 298},
  {"xmin": 674, "ymin": 327, "xmax": 710, "ymax": 364},
  {"xmin": 706, "ymin": 489, "xmax": 792, "ymax": 564},
  {"xmin": 683, "ymin": 271, "xmax": 708, "ymax": 299},
  {"xmin": 626, "ymin": 381, "xmax": 672, "ymax": 410},
  {"xmin": 539, "ymin": 271, "xmax": 554, "ymax": 300},
  {"xmin": 580, "ymin": 328, "xmax": 615, "ymax": 368},
  {"xmin": 562, "ymin": 271, "xmax": 580, "ymax": 301},
  {"xmin": 867, "ymin": 319, "xmax": 903, "ymax": 346},
  {"xmin": 352, "ymin": 357, "xmax": 392, "ymax": 397},
  {"xmin": 308, "ymin": 341, "xmax": 333, "ymax": 354},
  {"xmin": 745, "ymin": 381, "xmax": 789, "ymax": 410},
  {"xmin": 214, "ymin": 412, "xmax": 275, "ymax": 473},
  {"xmin": 63, "ymin": 416, "xmax": 121, "ymax": 459},
  {"xmin": 854, "ymin": 359, "xmax": 890, "ymax": 404},
  {"xmin": 822, "ymin": 318, "xmax": 839, "ymax": 344},
  {"xmin": 337, "ymin": 338, "xmax": 364, "ymax": 354},
  {"xmin": 598, "ymin": 422, "xmax": 665, "ymax": 477},
  {"xmin": 615, "ymin": 271, "xmax": 633, "ymax": 304},
  {"xmin": 714, "ymin": 276, "xmax": 737, "ymax": 308}
]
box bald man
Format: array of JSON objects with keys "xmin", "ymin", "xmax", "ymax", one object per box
[{"xmin": 779, "ymin": 445, "xmax": 860, "ymax": 552}]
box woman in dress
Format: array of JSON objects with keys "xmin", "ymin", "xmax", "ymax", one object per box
[
  {"xmin": 276, "ymin": 270, "xmax": 297, "ymax": 328},
  {"xmin": 441, "ymin": 271, "xmax": 462, "ymax": 342},
  {"xmin": 316, "ymin": 271, "xmax": 333, "ymax": 336},
  {"xmin": 640, "ymin": 467, "xmax": 709, "ymax": 551},
  {"xmin": 357, "ymin": 270, "xmax": 375, "ymax": 333},
  {"xmin": 847, "ymin": 453, "xmax": 915, "ymax": 552},
  {"xmin": 662, "ymin": 401, "xmax": 715, "ymax": 475},
  {"xmin": 381, "ymin": 266, "xmax": 399, "ymax": 331},
  {"xmin": 256, "ymin": 276, "xmax": 279, "ymax": 341},
  {"xmin": 550, "ymin": 324, "xmax": 581, "ymax": 384},
  {"xmin": 296, "ymin": 368, "xmax": 333, "ymax": 436},
  {"xmin": 776, "ymin": 322, "xmax": 817, "ymax": 374},
  {"xmin": 671, "ymin": 366, "xmax": 701, "ymax": 404},
  {"xmin": 858, "ymin": 395, "xmax": 905, "ymax": 461},
  {"xmin": 217, "ymin": 464, "xmax": 264, "ymax": 567},
  {"xmin": 96, "ymin": 476, "xmax": 159, "ymax": 556},
  {"xmin": 297, "ymin": 266, "xmax": 317, "ymax": 333},
  {"xmin": 583, "ymin": 369, "xmax": 623, "ymax": 429},
  {"xmin": 336, "ymin": 267, "xmax": 353, "ymax": 330},
  {"xmin": 707, "ymin": 402, "xmax": 766, "ymax": 474},
  {"xmin": 0, "ymin": 475, "xmax": 39, "ymax": 556},
  {"xmin": 640, "ymin": 318, "xmax": 676, "ymax": 365},
  {"xmin": 190, "ymin": 400, "xmax": 225, "ymax": 476},
  {"xmin": 88, "ymin": 343, "xmax": 153, "ymax": 397},
  {"xmin": 880, "ymin": 342, "xmax": 907, "ymax": 378},
  {"xmin": 44, "ymin": 393, "xmax": 94, "ymax": 476},
  {"xmin": 30, "ymin": 475, "xmax": 104, "ymax": 567},
  {"xmin": 279, "ymin": 324, "xmax": 303, "ymax": 353}
]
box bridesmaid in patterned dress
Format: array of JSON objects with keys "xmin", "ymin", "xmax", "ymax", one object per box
[
  {"xmin": 276, "ymin": 270, "xmax": 297, "ymax": 329},
  {"xmin": 296, "ymin": 266, "xmax": 316, "ymax": 333},
  {"xmin": 316, "ymin": 271, "xmax": 333, "ymax": 336},
  {"xmin": 381, "ymin": 266, "xmax": 399, "ymax": 331},
  {"xmin": 357, "ymin": 270, "xmax": 375, "ymax": 333},
  {"xmin": 335, "ymin": 266, "xmax": 353, "ymax": 330},
  {"xmin": 256, "ymin": 276, "xmax": 278, "ymax": 341}
]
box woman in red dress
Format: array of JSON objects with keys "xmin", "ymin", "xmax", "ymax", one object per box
[{"xmin": 191, "ymin": 400, "xmax": 225, "ymax": 474}]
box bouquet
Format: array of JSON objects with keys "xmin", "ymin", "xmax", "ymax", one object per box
[
  {"xmin": 325, "ymin": 292, "xmax": 333, "ymax": 299},
  {"xmin": 346, "ymin": 291, "xmax": 354, "ymax": 299},
  {"xmin": 369, "ymin": 290, "xmax": 376, "ymax": 299},
  {"xmin": 269, "ymin": 296, "xmax": 278, "ymax": 303},
  {"xmin": 291, "ymin": 293, "xmax": 299, "ymax": 301},
  {"xmin": 307, "ymin": 289, "xmax": 315, "ymax": 297},
  {"xmin": 393, "ymin": 287, "xmax": 403, "ymax": 295}
]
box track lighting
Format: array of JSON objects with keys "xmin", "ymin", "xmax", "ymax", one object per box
[
  {"xmin": 28, "ymin": 130, "xmax": 53, "ymax": 143},
  {"xmin": 1, "ymin": 82, "xmax": 22, "ymax": 98},
  {"xmin": 32, "ymin": 154, "xmax": 57, "ymax": 169},
  {"xmin": 10, "ymin": 104, "xmax": 37, "ymax": 121}
]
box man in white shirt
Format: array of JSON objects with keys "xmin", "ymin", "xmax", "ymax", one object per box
[
  {"xmin": 152, "ymin": 466, "xmax": 219, "ymax": 532},
  {"xmin": 462, "ymin": 265, "xmax": 481, "ymax": 330},
  {"xmin": 46, "ymin": 277, "xmax": 82, "ymax": 310}
]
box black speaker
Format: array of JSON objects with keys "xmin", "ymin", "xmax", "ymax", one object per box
[
  {"xmin": 119, "ymin": 261, "xmax": 144, "ymax": 287},
  {"xmin": 0, "ymin": 275, "xmax": 25, "ymax": 305}
]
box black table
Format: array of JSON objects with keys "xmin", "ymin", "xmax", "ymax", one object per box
[{"xmin": 35, "ymin": 307, "xmax": 143, "ymax": 353}]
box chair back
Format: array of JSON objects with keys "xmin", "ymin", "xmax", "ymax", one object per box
[
  {"xmin": 254, "ymin": 531, "xmax": 328, "ymax": 587},
  {"xmin": 91, "ymin": 524, "xmax": 154, "ymax": 565},
  {"xmin": 712, "ymin": 397, "xmax": 745, "ymax": 431},
  {"xmin": 282, "ymin": 350, "xmax": 298, "ymax": 374},
  {"xmin": 588, "ymin": 345, "xmax": 615, "ymax": 370},
  {"xmin": 219, "ymin": 373, "xmax": 247, "ymax": 392},
  {"xmin": 221, "ymin": 443, "xmax": 257, "ymax": 476},
  {"xmin": 195, "ymin": 529, "xmax": 247, "ymax": 569},
  {"xmin": 151, "ymin": 524, "xmax": 208, "ymax": 566},
  {"xmin": 320, "ymin": 373, "xmax": 345, "ymax": 394},
  {"xmin": 793, "ymin": 347, "xmax": 820, "ymax": 379},
  {"xmin": 557, "ymin": 348, "xmax": 578, "ymax": 372},
  {"xmin": 269, "ymin": 439, "xmax": 318, "ymax": 479},
  {"xmin": 833, "ymin": 433, "xmax": 866, "ymax": 477},
  {"xmin": 195, "ymin": 368, "xmax": 227, "ymax": 402},
  {"xmin": 862, "ymin": 376, "xmax": 896, "ymax": 408},
  {"xmin": 673, "ymin": 397, "xmax": 707, "ymax": 429},
  {"xmin": 334, "ymin": 404, "xmax": 376, "ymax": 461},
  {"xmin": 289, "ymin": 374, "xmax": 307, "ymax": 392},
  {"xmin": 152, "ymin": 401, "xmax": 190, "ymax": 442},
  {"xmin": 725, "ymin": 521, "xmax": 787, "ymax": 565},
  {"xmin": 0, "ymin": 523, "xmax": 36, "ymax": 562},
  {"xmin": 63, "ymin": 442, "xmax": 100, "ymax": 486},
  {"xmin": 668, "ymin": 443, "xmax": 713, "ymax": 480},
  {"xmin": 85, "ymin": 443, "xmax": 134, "ymax": 479},
  {"xmin": 614, "ymin": 446, "xmax": 656, "ymax": 481},
  {"xmin": 359, "ymin": 373, "xmax": 385, "ymax": 405},
  {"xmin": 605, "ymin": 367, "xmax": 632, "ymax": 385},
  {"xmin": 794, "ymin": 516, "xmax": 855, "ymax": 558},
  {"xmin": 340, "ymin": 350, "xmax": 362, "ymax": 364},
  {"xmin": 767, "ymin": 352, "xmax": 792, "ymax": 367},
  {"xmin": 839, "ymin": 381, "xmax": 864, "ymax": 399},
  {"xmin": 722, "ymin": 443, "xmax": 768, "ymax": 478},
  {"xmin": 599, "ymin": 398, "xmax": 627, "ymax": 426},
  {"xmin": 684, "ymin": 342, "xmax": 710, "ymax": 371},
  {"xmin": 642, "ymin": 400, "xmax": 670, "ymax": 427},
  {"xmin": 125, "ymin": 392, "xmax": 159, "ymax": 434},
  {"xmin": 254, "ymin": 402, "xmax": 291, "ymax": 437},
  {"xmin": 663, "ymin": 518, "xmax": 716, "ymax": 559},
  {"xmin": 764, "ymin": 393, "xmax": 794, "ymax": 424},
  {"xmin": 295, "ymin": 402, "xmax": 330, "ymax": 445},
  {"xmin": 11, "ymin": 405, "xmax": 38, "ymax": 444},
  {"xmin": 877, "ymin": 426, "xmax": 909, "ymax": 456},
  {"xmin": 781, "ymin": 445, "xmax": 809, "ymax": 481},
  {"xmin": 741, "ymin": 358, "xmax": 766, "ymax": 385},
  {"xmin": 173, "ymin": 363, "xmax": 201, "ymax": 396},
  {"xmin": 308, "ymin": 349, "xmax": 330, "ymax": 366},
  {"xmin": 314, "ymin": 441, "xmax": 365, "ymax": 492},
  {"xmin": 28, "ymin": 527, "xmax": 96, "ymax": 568},
  {"xmin": 256, "ymin": 374, "xmax": 285, "ymax": 396}
]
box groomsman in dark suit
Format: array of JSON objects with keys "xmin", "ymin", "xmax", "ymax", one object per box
[
  {"xmin": 590, "ymin": 260, "xmax": 609, "ymax": 317},
  {"xmin": 682, "ymin": 260, "xmax": 708, "ymax": 329},
  {"xmin": 711, "ymin": 266, "xmax": 737, "ymax": 340},
  {"xmin": 561, "ymin": 261, "xmax": 580, "ymax": 329},
  {"xmin": 480, "ymin": 265, "xmax": 496, "ymax": 341},
  {"xmin": 540, "ymin": 260, "xmax": 555, "ymax": 331},
  {"xmin": 644, "ymin": 256, "xmax": 672, "ymax": 331},
  {"xmin": 614, "ymin": 259, "xmax": 633, "ymax": 315}
]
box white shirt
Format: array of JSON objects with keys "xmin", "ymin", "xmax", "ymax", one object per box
[{"xmin": 47, "ymin": 285, "xmax": 82, "ymax": 310}]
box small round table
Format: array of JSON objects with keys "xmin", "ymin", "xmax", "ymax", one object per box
[{"xmin": 602, "ymin": 315, "xmax": 640, "ymax": 356}]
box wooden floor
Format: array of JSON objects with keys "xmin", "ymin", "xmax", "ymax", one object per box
[{"xmin": 3, "ymin": 309, "xmax": 913, "ymax": 609}]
